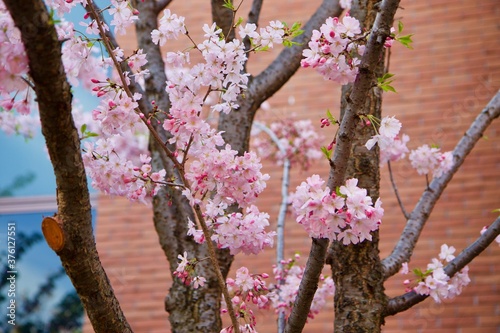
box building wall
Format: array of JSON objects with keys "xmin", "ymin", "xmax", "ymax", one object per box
[{"xmin": 85, "ymin": 0, "xmax": 500, "ymax": 332}]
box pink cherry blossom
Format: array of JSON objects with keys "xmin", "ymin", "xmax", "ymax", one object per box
[
  {"xmin": 265, "ymin": 256, "xmax": 335, "ymax": 320},
  {"xmin": 223, "ymin": 267, "xmax": 270, "ymax": 332},
  {"xmin": 409, "ymin": 144, "xmax": 453, "ymax": 178},
  {"xmin": 291, "ymin": 175, "xmax": 383, "ymax": 244},
  {"xmin": 252, "ymin": 117, "xmax": 324, "ymax": 170},
  {"xmin": 379, "ymin": 115, "xmax": 401, "ymax": 139},
  {"xmin": 438, "ymin": 244, "xmax": 456, "ymax": 262},
  {"xmin": 151, "ymin": 9, "xmax": 186, "ymax": 46},
  {"xmin": 365, "ymin": 115, "xmax": 410, "ymax": 165},
  {"xmin": 405, "ymin": 245, "xmax": 470, "ymax": 303}
]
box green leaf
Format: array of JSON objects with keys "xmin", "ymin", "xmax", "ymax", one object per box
[
  {"xmin": 382, "ymin": 72, "xmax": 395, "ymax": 80},
  {"xmin": 326, "ymin": 109, "xmax": 337, "ymax": 124},
  {"xmin": 235, "ymin": 17, "xmax": 243, "ymax": 27},
  {"xmin": 381, "ymin": 84, "xmax": 397, "ymax": 93},
  {"xmin": 291, "ymin": 29, "xmax": 304, "ymax": 38},
  {"xmin": 335, "ymin": 186, "xmax": 345, "ymax": 198},
  {"xmin": 396, "ymin": 34, "xmax": 414, "ymax": 49},
  {"xmin": 48, "ymin": 8, "xmax": 61, "ymax": 25},
  {"xmin": 412, "ymin": 268, "xmax": 424, "ymax": 278},
  {"xmin": 377, "ymin": 73, "xmax": 397, "ymax": 93},
  {"xmin": 398, "ymin": 21, "xmax": 404, "ymax": 34},
  {"xmin": 321, "ymin": 146, "xmax": 332, "ymax": 160},
  {"xmin": 291, "ymin": 22, "xmax": 301, "ymax": 31},
  {"xmin": 222, "ymin": 0, "xmax": 234, "ymax": 10},
  {"xmin": 86, "ymin": 132, "xmax": 99, "ymax": 138},
  {"xmin": 80, "ymin": 124, "xmax": 87, "ymax": 134}
]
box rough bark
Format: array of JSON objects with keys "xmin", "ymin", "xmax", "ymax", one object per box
[
  {"xmin": 326, "ymin": 1, "xmax": 388, "ymax": 332},
  {"xmin": 212, "ymin": 0, "xmax": 236, "ymax": 40},
  {"xmin": 217, "ymin": 0, "xmax": 343, "ymax": 155},
  {"xmin": 285, "ymin": 0, "xmax": 400, "ymax": 332},
  {"xmin": 132, "ymin": 1, "xmax": 233, "ymax": 331},
  {"xmin": 3, "ymin": 1, "xmax": 132, "ymax": 332}
]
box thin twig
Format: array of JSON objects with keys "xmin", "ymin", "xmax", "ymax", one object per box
[
  {"xmin": 85, "ymin": 1, "xmax": 186, "ymax": 178},
  {"xmin": 285, "ymin": 1, "xmax": 402, "ymax": 331},
  {"xmin": 387, "ymin": 161, "xmax": 409, "ymax": 219},
  {"xmin": 242, "ymin": 0, "xmax": 263, "ymax": 58},
  {"xmin": 155, "ymin": 0, "xmax": 173, "ymax": 14},
  {"xmin": 381, "ymin": 90, "xmax": 500, "ymax": 279},
  {"xmin": 193, "ymin": 204, "xmax": 240, "ymax": 333},
  {"xmin": 253, "ymin": 121, "xmax": 290, "ymax": 332},
  {"xmin": 87, "ymin": 1, "xmax": 241, "ymax": 330}
]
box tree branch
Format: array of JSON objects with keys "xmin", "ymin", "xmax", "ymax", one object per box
[
  {"xmin": 132, "ymin": 0, "xmax": 169, "ymax": 114},
  {"xmin": 218, "ymin": 0, "xmax": 343, "ymax": 156},
  {"xmin": 155, "ymin": 0, "xmax": 174, "ymax": 14},
  {"xmin": 212, "ymin": 0, "xmax": 236, "ymax": 40},
  {"xmin": 284, "ymin": 1, "xmax": 401, "ymax": 332},
  {"xmin": 133, "ymin": 3, "xmax": 236, "ymax": 331},
  {"xmin": 384, "ymin": 216, "xmax": 500, "ymax": 316},
  {"xmin": 387, "ymin": 161, "xmax": 409, "ymax": 219},
  {"xmin": 3, "ymin": 1, "xmax": 132, "ymax": 332},
  {"xmin": 242, "ymin": 0, "xmax": 263, "ymax": 59},
  {"xmin": 83, "ymin": 1, "xmax": 146, "ymax": 108},
  {"xmin": 253, "ymin": 121, "xmax": 290, "ymax": 332},
  {"xmin": 247, "ymin": 0, "xmax": 263, "ymax": 25},
  {"xmin": 248, "ymin": 0, "xmax": 342, "ymax": 111},
  {"xmin": 382, "ymin": 90, "xmax": 500, "ymax": 279}
]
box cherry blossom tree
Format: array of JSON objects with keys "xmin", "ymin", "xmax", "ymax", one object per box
[{"xmin": 1, "ymin": 0, "xmax": 499, "ymax": 332}]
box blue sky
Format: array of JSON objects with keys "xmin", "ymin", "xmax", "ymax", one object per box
[
  {"xmin": 0, "ymin": 86, "xmax": 98, "ymax": 197},
  {"xmin": 0, "ymin": 4, "xmax": 104, "ymax": 198},
  {"xmin": 0, "ymin": 4, "xmax": 105, "ymax": 327}
]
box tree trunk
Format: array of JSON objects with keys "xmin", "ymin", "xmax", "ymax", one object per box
[
  {"xmin": 131, "ymin": 1, "xmax": 234, "ymax": 331},
  {"xmin": 327, "ymin": 1, "xmax": 388, "ymax": 331},
  {"xmin": 134, "ymin": 0, "xmax": 342, "ymax": 331},
  {"xmin": 4, "ymin": 1, "xmax": 133, "ymax": 332}
]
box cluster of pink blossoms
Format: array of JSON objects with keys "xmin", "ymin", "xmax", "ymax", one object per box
[
  {"xmin": 0, "ymin": 2, "xmax": 40, "ymax": 137},
  {"xmin": 161, "ymin": 22, "xmax": 251, "ymax": 115},
  {"xmin": 173, "ymin": 251, "xmax": 206, "ymax": 289},
  {"xmin": 401, "ymin": 244, "xmax": 470, "ymax": 303},
  {"xmin": 252, "ymin": 118, "xmax": 324, "ymax": 171},
  {"xmin": 238, "ymin": 20, "xmax": 286, "ymax": 49},
  {"xmin": 301, "ymin": 14, "xmax": 397, "ymax": 84},
  {"xmin": 365, "ymin": 116, "xmax": 409, "ymax": 164},
  {"xmin": 301, "ymin": 15, "xmax": 363, "ymax": 84},
  {"xmin": 266, "ymin": 255, "xmax": 335, "ymax": 320},
  {"xmin": 44, "ymin": 0, "xmax": 87, "ymax": 16},
  {"xmin": 409, "ymin": 145, "xmax": 453, "ymax": 178},
  {"xmin": 206, "ymin": 206, "xmax": 275, "ymax": 256},
  {"xmin": 150, "ymin": 11, "xmax": 290, "ymax": 256},
  {"xmin": 82, "ymin": 140, "xmax": 165, "ymax": 202},
  {"xmin": 291, "ymin": 175, "xmax": 383, "ymax": 244},
  {"xmin": 63, "ymin": 0, "xmax": 163, "ymax": 203},
  {"xmin": 222, "ymin": 267, "xmax": 270, "ymax": 333},
  {"xmin": 365, "ymin": 115, "xmax": 453, "ymax": 178},
  {"xmin": 91, "ymin": 92, "xmax": 143, "ymax": 135},
  {"xmin": 84, "ymin": 60, "xmax": 157, "ymax": 201},
  {"xmin": 151, "ymin": 9, "xmax": 186, "ymax": 45}
]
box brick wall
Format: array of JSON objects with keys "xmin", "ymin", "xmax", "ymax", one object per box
[{"xmin": 85, "ymin": 0, "xmax": 500, "ymax": 332}]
